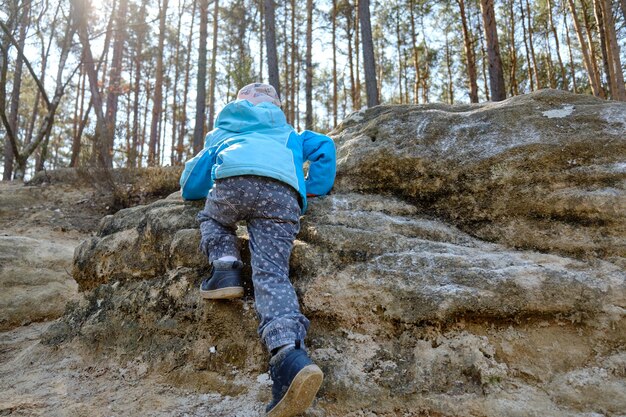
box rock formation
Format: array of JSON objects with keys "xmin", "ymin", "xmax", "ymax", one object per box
[
  {"xmin": 333, "ymin": 90, "xmax": 625, "ymax": 262},
  {"xmin": 42, "ymin": 90, "xmax": 626, "ymax": 416},
  {"xmin": 0, "ymin": 181, "xmax": 97, "ymax": 331}
]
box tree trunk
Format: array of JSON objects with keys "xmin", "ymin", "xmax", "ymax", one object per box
[
  {"xmin": 598, "ymin": 0, "xmax": 626, "ymax": 100},
  {"xmin": 160, "ymin": 67, "xmax": 170, "ymax": 165},
  {"xmin": 33, "ymin": 3, "xmax": 63, "ymax": 170},
  {"xmin": 192, "ymin": 0, "xmax": 207, "ymax": 155},
  {"xmin": 580, "ymin": 0, "xmax": 605, "ymax": 97},
  {"xmin": 24, "ymin": 6, "xmax": 49, "ymax": 150},
  {"xmin": 547, "ymin": 0, "xmax": 567, "ymax": 89},
  {"xmin": 295, "ymin": 45, "xmax": 301, "ymax": 129},
  {"xmin": 457, "ymin": 0, "xmax": 479, "ymax": 102},
  {"xmin": 525, "ymin": 0, "xmax": 541, "ymax": 89},
  {"xmin": 70, "ymin": 65, "xmax": 85, "ymax": 167},
  {"xmin": 283, "ymin": 4, "xmax": 291, "ymax": 122},
  {"xmin": 4, "ymin": 1, "xmax": 30, "ymax": 180},
  {"xmin": 290, "ymin": 0, "xmax": 296, "ymax": 123},
  {"xmin": 346, "ymin": 5, "xmax": 357, "ymax": 109},
  {"xmin": 35, "ymin": 136, "xmax": 49, "ymax": 172},
  {"xmin": 73, "ymin": 105, "xmax": 94, "ymax": 169},
  {"xmin": 282, "ymin": 20, "xmax": 290, "ymax": 121},
  {"xmin": 332, "ymin": 0, "xmax": 338, "ymax": 126},
  {"xmin": 375, "ymin": 30, "xmax": 384, "ymax": 103},
  {"xmin": 566, "ymin": 0, "xmax": 603, "ymax": 97},
  {"xmin": 506, "ymin": 0, "xmax": 519, "ymax": 96},
  {"xmin": 544, "ymin": 31, "xmax": 556, "ymax": 89},
  {"xmin": 395, "ymin": 7, "xmax": 403, "ymax": 103},
  {"xmin": 563, "ymin": 11, "xmax": 578, "ymax": 92},
  {"xmin": 207, "ymin": 0, "xmax": 219, "ymax": 131},
  {"xmin": 259, "ymin": 0, "xmax": 264, "ymax": 81},
  {"xmin": 305, "ymin": 0, "xmax": 313, "ymax": 128},
  {"xmin": 99, "ymin": 0, "xmax": 117, "ymax": 94},
  {"xmin": 0, "ymin": 30, "xmax": 13, "ymax": 174},
  {"xmin": 73, "ymin": 0, "xmax": 112, "ymax": 167},
  {"xmin": 129, "ymin": 0, "xmax": 148, "ymax": 167},
  {"xmin": 125, "ymin": 59, "xmax": 132, "ymax": 167},
  {"xmin": 476, "ymin": 16, "xmax": 490, "ymax": 100},
  {"xmin": 139, "ymin": 81, "xmax": 151, "ymax": 167},
  {"xmin": 519, "ymin": 0, "xmax": 534, "ymax": 91},
  {"xmin": 419, "ymin": 13, "xmax": 430, "ymax": 102},
  {"xmin": 225, "ymin": 42, "xmax": 233, "ymax": 101},
  {"xmin": 403, "ymin": 48, "xmax": 410, "ymax": 103},
  {"xmin": 170, "ymin": 0, "xmax": 185, "ymax": 166},
  {"xmin": 358, "ymin": 0, "xmax": 379, "ymax": 107},
  {"xmin": 73, "ymin": 9, "xmax": 116, "ymax": 169},
  {"xmin": 148, "ymin": 0, "xmax": 168, "ymax": 165},
  {"xmin": 593, "ymin": 0, "xmax": 612, "ymax": 92},
  {"xmin": 0, "ymin": 10, "xmax": 75, "ymax": 180},
  {"xmin": 355, "ymin": 0, "xmax": 361, "ymax": 108},
  {"xmin": 104, "ymin": 0, "xmax": 128, "ymax": 166},
  {"xmin": 480, "ymin": 0, "xmax": 506, "ymax": 101},
  {"xmin": 176, "ymin": 0, "xmax": 196, "ymax": 163},
  {"xmin": 409, "ymin": 0, "xmax": 420, "ymax": 103},
  {"xmin": 264, "ymin": 0, "xmax": 281, "ymax": 95},
  {"xmin": 444, "ymin": 33, "xmax": 454, "ymax": 104}
]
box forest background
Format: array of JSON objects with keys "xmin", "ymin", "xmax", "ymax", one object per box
[{"xmin": 0, "ymin": 0, "xmax": 624, "ymax": 181}]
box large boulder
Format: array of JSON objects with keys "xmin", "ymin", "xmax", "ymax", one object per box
[
  {"xmin": 53, "ymin": 90, "xmax": 625, "ymax": 416},
  {"xmin": 0, "ymin": 181, "xmax": 93, "ymax": 331},
  {"xmin": 72, "ymin": 193, "xmax": 205, "ymax": 291},
  {"xmin": 0, "ymin": 236, "xmax": 78, "ymax": 331},
  {"xmin": 333, "ymin": 89, "xmax": 626, "ymax": 262}
]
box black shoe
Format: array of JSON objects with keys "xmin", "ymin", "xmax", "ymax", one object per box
[
  {"xmin": 266, "ymin": 342, "xmax": 324, "ymax": 417},
  {"xmin": 199, "ymin": 260, "xmax": 244, "ymax": 300}
]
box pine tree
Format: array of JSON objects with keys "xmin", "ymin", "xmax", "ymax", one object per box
[
  {"xmin": 207, "ymin": 0, "xmax": 220, "ymax": 130},
  {"xmin": 479, "ymin": 0, "xmax": 506, "ymax": 101},
  {"xmin": 359, "ymin": 0, "xmax": 379, "ymax": 106},
  {"xmin": 0, "ymin": 3, "xmax": 76, "ymax": 179},
  {"xmin": 457, "ymin": 0, "xmax": 479, "ymax": 102},
  {"xmin": 264, "ymin": 0, "xmax": 281, "ymax": 95},
  {"xmin": 193, "ymin": 0, "xmax": 208, "ymax": 155},
  {"xmin": 305, "ymin": 0, "xmax": 314, "ymax": 128}
]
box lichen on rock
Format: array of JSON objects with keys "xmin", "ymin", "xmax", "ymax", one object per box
[{"xmin": 332, "ymin": 89, "xmax": 626, "ymax": 261}]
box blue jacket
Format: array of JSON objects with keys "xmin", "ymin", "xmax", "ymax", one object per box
[{"xmin": 180, "ymin": 99, "xmax": 336, "ymax": 213}]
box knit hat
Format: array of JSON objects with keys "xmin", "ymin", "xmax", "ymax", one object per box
[{"xmin": 237, "ymin": 83, "xmax": 281, "ymax": 107}]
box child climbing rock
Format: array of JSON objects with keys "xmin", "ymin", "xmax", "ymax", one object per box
[{"xmin": 181, "ymin": 82, "xmax": 336, "ymax": 417}]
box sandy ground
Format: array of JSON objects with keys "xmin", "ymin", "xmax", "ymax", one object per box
[
  {"xmin": 0, "ymin": 321, "xmax": 276, "ymax": 417},
  {"xmin": 0, "ymin": 181, "xmax": 102, "ymax": 331},
  {"xmin": 0, "ymin": 180, "xmax": 279, "ymax": 417}
]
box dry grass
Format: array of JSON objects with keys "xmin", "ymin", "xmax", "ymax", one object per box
[{"xmin": 28, "ymin": 166, "xmax": 184, "ymax": 211}]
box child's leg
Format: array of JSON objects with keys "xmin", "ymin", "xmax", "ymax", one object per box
[
  {"xmin": 246, "ymin": 180, "xmax": 309, "ymax": 352},
  {"xmin": 197, "ymin": 179, "xmax": 248, "ymax": 299},
  {"xmin": 197, "ymin": 180, "xmax": 243, "ymax": 261}
]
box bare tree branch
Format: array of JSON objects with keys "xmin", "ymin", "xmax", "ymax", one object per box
[
  {"xmin": 0, "ymin": 34, "xmax": 22, "ymax": 160},
  {"xmin": 0, "ymin": 18, "xmax": 51, "ymax": 109}
]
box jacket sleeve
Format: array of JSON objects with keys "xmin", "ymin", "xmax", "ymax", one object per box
[
  {"xmin": 204, "ymin": 129, "xmax": 219, "ymax": 148},
  {"xmin": 300, "ymin": 130, "xmax": 336, "ymax": 196},
  {"xmin": 179, "ymin": 132, "xmax": 218, "ymax": 200}
]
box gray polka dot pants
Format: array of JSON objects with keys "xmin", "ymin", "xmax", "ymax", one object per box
[{"xmin": 197, "ymin": 175, "xmax": 309, "ymax": 351}]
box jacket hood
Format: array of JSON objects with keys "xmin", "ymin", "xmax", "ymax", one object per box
[{"xmin": 215, "ymin": 99, "xmax": 288, "ymax": 133}]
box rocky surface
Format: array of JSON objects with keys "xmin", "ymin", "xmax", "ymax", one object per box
[
  {"xmin": 0, "ymin": 235, "xmax": 78, "ymax": 331},
  {"xmin": 333, "ymin": 90, "xmax": 626, "ymax": 262},
  {"xmin": 0, "ymin": 166, "xmax": 183, "ymax": 330},
  {"xmin": 0, "ymin": 181, "xmax": 104, "ymax": 331},
  {"xmin": 0, "ymin": 322, "xmax": 270, "ymax": 416},
  {"xmin": 2, "ymin": 90, "xmax": 625, "ymax": 416},
  {"xmin": 56, "ymin": 189, "xmax": 626, "ymax": 416}
]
